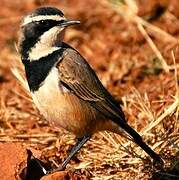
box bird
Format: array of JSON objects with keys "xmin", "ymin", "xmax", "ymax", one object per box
[{"xmin": 18, "ymin": 6, "xmax": 163, "ymax": 173}]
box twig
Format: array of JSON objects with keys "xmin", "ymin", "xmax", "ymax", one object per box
[{"xmin": 137, "ymin": 23, "xmax": 169, "ymax": 73}]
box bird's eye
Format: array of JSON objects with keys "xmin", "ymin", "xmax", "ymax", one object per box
[{"xmin": 40, "ymin": 20, "xmax": 50, "ymax": 26}]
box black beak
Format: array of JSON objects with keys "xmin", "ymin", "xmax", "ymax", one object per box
[{"xmin": 60, "ymin": 20, "xmax": 80, "ymax": 27}]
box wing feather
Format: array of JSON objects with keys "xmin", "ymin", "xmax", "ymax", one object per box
[{"xmin": 57, "ymin": 48, "xmax": 126, "ymax": 122}]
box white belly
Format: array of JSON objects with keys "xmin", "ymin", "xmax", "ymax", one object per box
[
  {"xmin": 31, "ymin": 67, "xmax": 98, "ymax": 136},
  {"xmin": 31, "ymin": 67, "xmax": 69, "ymax": 124}
]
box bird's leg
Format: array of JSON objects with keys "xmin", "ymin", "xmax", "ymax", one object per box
[
  {"xmin": 48, "ymin": 135, "xmax": 91, "ymax": 174},
  {"xmin": 60, "ymin": 135, "xmax": 91, "ymax": 169}
]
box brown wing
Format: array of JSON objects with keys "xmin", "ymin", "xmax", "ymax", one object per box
[{"xmin": 57, "ymin": 48, "xmax": 126, "ymax": 122}]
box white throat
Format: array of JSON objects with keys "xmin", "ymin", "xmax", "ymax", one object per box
[{"xmin": 29, "ymin": 26, "xmax": 63, "ymax": 61}]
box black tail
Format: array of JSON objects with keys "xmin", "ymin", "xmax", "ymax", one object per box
[{"xmin": 118, "ymin": 122, "xmax": 163, "ymax": 164}]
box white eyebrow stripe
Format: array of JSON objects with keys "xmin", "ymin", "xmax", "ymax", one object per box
[{"xmin": 22, "ymin": 15, "xmax": 65, "ymax": 26}]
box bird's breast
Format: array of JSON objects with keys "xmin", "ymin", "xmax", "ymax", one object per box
[{"xmin": 31, "ymin": 67, "xmax": 99, "ymax": 137}]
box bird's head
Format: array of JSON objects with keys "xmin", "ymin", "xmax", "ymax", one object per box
[{"xmin": 18, "ymin": 7, "xmax": 80, "ymax": 60}]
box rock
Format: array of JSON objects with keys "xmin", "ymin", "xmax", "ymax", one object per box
[
  {"xmin": 0, "ymin": 142, "xmax": 41, "ymax": 180},
  {"xmin": 41, "ymin": 171, "xmax": 69, "ymax": 180}
]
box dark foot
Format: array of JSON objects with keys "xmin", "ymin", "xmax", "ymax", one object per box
[
  {"xmin": 47, "ymin": 164, "xmax": 64, "ymax": 175},
  {"xmin": 47, "ymin": 135, "xmax": 91, "ymax": 175}
]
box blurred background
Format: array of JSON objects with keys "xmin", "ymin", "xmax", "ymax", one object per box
[{"xmin": 0, "ymin": 0, "xmax": 179, "ymax": 179}]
